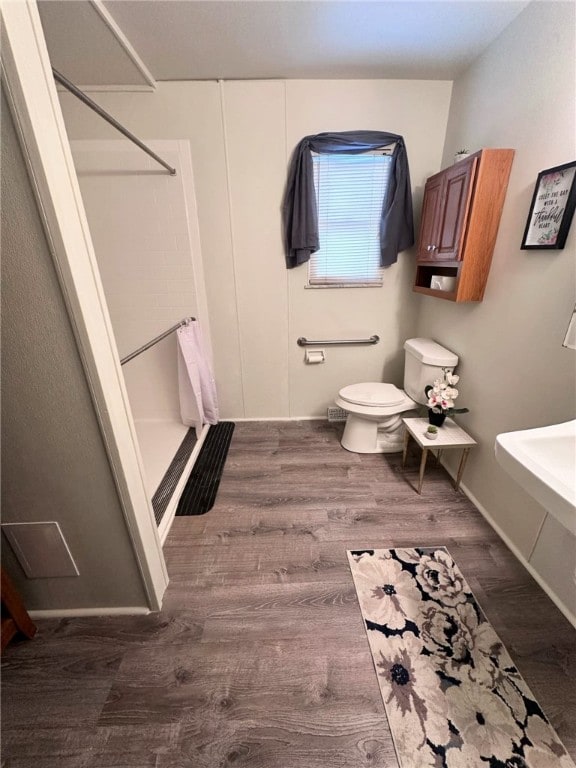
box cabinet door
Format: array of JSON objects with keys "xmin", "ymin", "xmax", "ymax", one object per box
[
  {"xmin": 435, "ymin": 160, "xmax": 475, "ymax": 261},
  {"xmin": 416, "ymin": 175, "xmax": 443, "ymax": 261}
]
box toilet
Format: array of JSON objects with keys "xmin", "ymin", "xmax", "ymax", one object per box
[{"xmin": 335, "ymin": 338, "xmax": 459, "ymax": 453}]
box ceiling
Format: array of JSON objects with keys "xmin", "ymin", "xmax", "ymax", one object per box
[{"xmin": 38, "ymin": 0, "xmax": 532, "ymax": 87}]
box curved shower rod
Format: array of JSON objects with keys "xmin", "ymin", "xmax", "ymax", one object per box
[
  {"xmin": 53, "ymin": 68, "xmax": 177, "ymax": 176},
  {"xmin": 121, "ymin": 317, "xmax": 195, "ymax": 365}
]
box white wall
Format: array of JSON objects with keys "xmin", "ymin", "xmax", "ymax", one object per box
[
  {"xmin": 71, "ymin": 139, "xmax": 210, "ymax": 495},
  {"xmin": 71, "ymin": 140, "xmax": 208, "ymax": 361},
  {"xmin": 416, "ymin": 1, "xmax": 576, "ymax": 618},
  {"xmin": 58, "ymin": 78, "xmax": 453, "ymax": 419},
  {"xmin": 284, "ymin": 80, "xmax": 451, "ymax": 416}
]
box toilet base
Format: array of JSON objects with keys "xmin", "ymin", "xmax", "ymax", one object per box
[{"xmin": 340, "ymin": 412, "xmax": 415, "ymax": 454}]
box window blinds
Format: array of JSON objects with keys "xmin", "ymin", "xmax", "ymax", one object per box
[{"xmin": 309, "ymin": 152, "xmax": 393, "ymax": 286}]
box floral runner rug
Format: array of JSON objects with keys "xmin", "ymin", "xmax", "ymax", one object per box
[{"xmin": 347, "ymin": 547, "xmax": 574, "ymax": 768}]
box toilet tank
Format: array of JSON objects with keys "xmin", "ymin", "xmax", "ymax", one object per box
[{"xmin": 403, "ymin": 338, "xmax": 459, "ymax": 405}]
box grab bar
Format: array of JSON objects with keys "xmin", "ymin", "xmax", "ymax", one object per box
[
  {"xmin": 120, "ymin": 316, "xmax": 195, "ymax": 365},
  {"xmin": 297, "ymin": 335, "xmax": 380, "ymax": 347}
]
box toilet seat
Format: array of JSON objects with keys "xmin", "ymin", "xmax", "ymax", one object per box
[
  {"xmin": 336, "ymin": 382, "xmax": 418, "ymax": 453},
  {"xmin": 336, "ymin": 337, "xmax": 458, "ymax": 454},
  {"xmin": 339, "ymin": 382, "xmax": 406, "ymax": 408}
]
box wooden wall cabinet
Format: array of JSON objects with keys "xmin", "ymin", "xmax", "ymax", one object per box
[{"xmin": 414, "ymin": 149, "xmax": 514, "ymax": 302}]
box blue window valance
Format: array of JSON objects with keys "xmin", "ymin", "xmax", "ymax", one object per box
[{"xmin": 282, "ymin": 131, "xmax": 414, "ymax": 269}]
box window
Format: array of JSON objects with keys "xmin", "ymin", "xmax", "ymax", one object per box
[{"xmin": 309, "ymin": 151, "xmax": 393, "ymax": 287}]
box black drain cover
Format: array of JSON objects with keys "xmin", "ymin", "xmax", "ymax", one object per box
[{"xmin": 175, "ymin": 422, "xmax": 235, "ymax": 516}]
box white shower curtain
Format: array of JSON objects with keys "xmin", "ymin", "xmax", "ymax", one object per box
[{"xmin": 177, "ymin": 321, "xmax": 219, "ymax": 436}]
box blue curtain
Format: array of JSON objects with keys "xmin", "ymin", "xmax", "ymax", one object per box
[{"xmin": 282, "ymin": 130, "xmax": 414, "ymax": 269}]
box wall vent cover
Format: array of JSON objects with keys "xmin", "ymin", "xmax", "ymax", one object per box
[
  {"xmin": 2, "ymin": 521, "xmax": 79, "ymax": 578},
  {"xmin": 327, "ymin": 406, "xmax": 348, "ymax": 422}
]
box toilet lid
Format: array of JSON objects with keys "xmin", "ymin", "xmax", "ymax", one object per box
[{"xmin": 339, "ymin": 382, "xmax": 405, "ymax": 407}]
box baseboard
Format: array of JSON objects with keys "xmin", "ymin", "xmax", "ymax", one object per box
[
  {"xmin": 28, "ymin": 606, "xmax": 151, "ymax": 619},
  {"xmin": 451, "ymin": 473, "xmax": 576, "ymax": 630},
  {"xmin": 228, "ymin": 416, "xmax": 328, "ymax": 422}
]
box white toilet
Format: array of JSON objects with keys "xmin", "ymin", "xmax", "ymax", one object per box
[{"xmin": 336, "ymin": 338, "xmax": 459, "ymax": 453}]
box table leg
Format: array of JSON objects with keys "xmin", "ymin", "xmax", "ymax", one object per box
[
  {"xmin": 417, "ymin": 447, "xmax": 429, "ymax": 494},
  {"xmin": 402, "ymin": 428, "xmax": 411, "ymax": 468},
  {"xmin": 455, "ymin": 448, "xmax": 471, "ymax": 491}
]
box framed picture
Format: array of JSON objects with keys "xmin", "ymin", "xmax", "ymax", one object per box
[{"xmin": 521, "ymin": 160, "xmax": 576, "ymax": 249}]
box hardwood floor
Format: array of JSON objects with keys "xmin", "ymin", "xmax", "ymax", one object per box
[{"xmin": 2, "ymin": 420, "xmax": 575, "ymax": 767}]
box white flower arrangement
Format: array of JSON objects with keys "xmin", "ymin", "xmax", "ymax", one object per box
[{"xmin": 425, "ymin": 368, "xmax": 469, "ymax": 416}]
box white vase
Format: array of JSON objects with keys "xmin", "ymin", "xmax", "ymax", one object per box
[
  {"xmin": 425, "ymin": 431, "xmax": 438, "ymax": 440},
  {"xmin": 454, "ymin": 152, "xmax": 470, "ymax": 164}
]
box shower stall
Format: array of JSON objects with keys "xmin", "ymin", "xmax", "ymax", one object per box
[{"xmin": 70, "ymin": 135, "xmax": 213, "ymax": 541}]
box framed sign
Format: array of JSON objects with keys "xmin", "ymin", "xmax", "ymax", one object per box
[{"xmin": 521, "ymin": 160, "xmax": 576, "ymax": 249}]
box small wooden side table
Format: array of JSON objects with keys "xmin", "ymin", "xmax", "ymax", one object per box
[{"xmin": 402, "ymin": 417, "xmax": 477, "ymax": 494}]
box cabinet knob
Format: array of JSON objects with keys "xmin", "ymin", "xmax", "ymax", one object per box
[{"xmin": 427, "ymin": 245, "xmax": 437, "ymax": 251}]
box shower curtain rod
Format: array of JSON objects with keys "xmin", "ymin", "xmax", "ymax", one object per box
[
  {"xmin": 120, "ymin": 317, "xmax": 195, "ymax": 366},
  {"xmin": 52, "ymin": 68, "xmax": 177, "ymax": 176}
]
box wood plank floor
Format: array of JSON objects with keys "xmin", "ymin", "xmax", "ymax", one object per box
[{"xmin": 2, "ymin": 420, "xmax": 575, "ymax": 767}]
